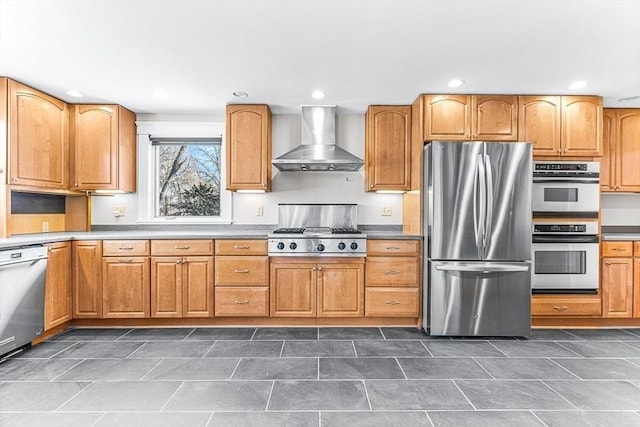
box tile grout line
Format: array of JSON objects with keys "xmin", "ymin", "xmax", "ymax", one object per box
[
  {"xmin": 538, "ymin": 379, "xmax": 581, "ymax": 410},
  {"xmin": 351, "ymin": 340, "xmax": 358, "ymax": 357},
  {"xmin": 486, "ymin": 341, "xmax": 509, "ymax": 357},
  {"xmin": 264, "ymin": 380, "xmax": 276, "ymax": 411},
  {"xmin": 394, "ymin": 356, "xmax": 409, "ymax": 380},
  {"xmin": 229, "ymin": 358, "xmax": 243, "ymax": 380},
  {"xmin": 48, "ymin": 357, "xmax": 86, "ymax": 382},
  {"xmin": 249, "ymin": 328, "xmax": 258, "ymax": 340},
  {"xmin": 139, "ymin": 358, "xmax": 165, "ymax": 381},
  {"xmin": 361, "ymin": 379, "xmax": 373, "ymax": 411},
  {"xmin": 89, "ymin": 411, "xmax": 109, "ymax": 427},
  {"xmin": 451, "ymin": 379, "xmax": 477, "ymax": 410},
  {"xmin": 424, "ymin": 410, "xmax": 436, "ymax": 427},
  {"xmin": 52, "ymin": 380, "xmax": 96, "ymax": 412},
  {"xmin": 317, "ymin": 357, "xmax": 320, "ymax": 380},
  {"xmin": 279, "ymin": 341, "xmax": 285, "ymax": 358},
  {"xmin": 205, "ymin": 411, "xmax": 215, "ymax": 426},
  {"xmin": 546, "ymin": 357, "xmax": 583, "ymax": 380},
  {"xmin": 530, "ymin": 410, "xmax": 551, "ymax": 427},
  {"xmin": 159, "ymin": 380, "xmax": 185, "ymax": 412},
  {"xmin": 379, "ymin": 327, "xmax": 386, "ymax": 340},
  {"xmin": 419, "ymin": 340, "xmax": 434, "ymax": 357},
  {"xmin": 471, "ymin": 357, "xmax": 496, "ymax": 380},
  {"xmin": 554, "ymin": 341, "xmax": 587, "ymax": 358},
  {"xmin": 201, "ymin": 340, "xmax": 217, "ymax": 359}
]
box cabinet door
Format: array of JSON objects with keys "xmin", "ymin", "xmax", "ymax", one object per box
[
  {"xmin": 317, "ymin": 263, "xmax": 364, "ymax": 317},
  {"xmin": 102, "ymin": 257, "xmax": 150, "ymax": 318},
  {"xmin": 634, "ymin": 258, "xmax": 640, "ymax": 318},
  {"xmin": 365, "ymin": 288, "xmax": 420, "ymax": 317},
  {"xmin": 151, "ymin": 257, "xmax": 182, "ymax": 318},
  {"xmin": 72, "ymin": 241, "xmax": 102, "ymax": 318},
  {"xmin": 616, "ymin": 110, "xmax": 640, "ymax": 192},
  {"xmin": 215, "ymin": 287, "xmax": 269, "ymax": 317},
  {"xmin": 215, "ymin": 256, "xmax": 269, "ymax": 286},
  {"xmin": 44, "ymin": 242, "xmax": 72, "ymax": 330},
  {"xmin": 365, "ymin": 106, "xmax": 411, "ymax": 191},
  {"xmin": 600, "ymin": 110, "xmax": 615, "ymax": 191},
  {"xmin": 183, "ymin": 256, "xmax": 214, "ymax": 317},
  {"xmin": 270, "ymin": 263, "xmax": 317, "ymax": 317},
  {"xmin": 471, "ymin": 96, "xmax": 518, "ymax": 141},
  {"xmin": 8, "ymin": 80, "xmax": 68, "ymax": 188},
  {"xmin": 602, "ymin": 258, "xmax": 633, "ymax": 318},
  {"xmin": 72, "ymin": 105, "xmax": 118, "ymax": 190},
  {"xmin": 365, "ymin": 257, "xmax": 420, "ymax": 287},
  {"xmin": 226, "ymin": 105, "xmax": 271, "ymax": 191},
  {"xmin": 423, "ymin": 95, "xmax": 471, "ymax": 141},
  {"xmin": 518, "ymin": 96, "xmax": 561, "ymax": 156},
  {"xmin": 561, "ymin": 96, "xmax": 603, "ymax": 156}
]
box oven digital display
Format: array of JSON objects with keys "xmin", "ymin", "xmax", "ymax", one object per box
[
  {"xmin": 544, "ymin": 188, "xmax": 578, "ymax": 202},
  {"xmin": 535, "ymin": 163, "xmax": 587, "ymax": 171},
  {"xmin": 534, "ymin": 224, "xmax": 587, "ymax": 233}
]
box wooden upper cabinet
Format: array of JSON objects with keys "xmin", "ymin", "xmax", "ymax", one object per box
[
  {"xmin": 561, "ymin": 96, "xmax": 602, "ymax": 156},
  {"xmin": 71, "ymin": 104, "xmax": 136, "ymax": 192},
  {"xmin": 423, "ymin": 95, "xmax": 518, "ymax": 142},
  {"xmin": 365, "ymin": 105, "xmax": 411, "ymax": 191},
  {"xmin": 471, "ymin": 96, "xmax": 518, "ymax": 141},
  {"xmin": 423, "ymin": 95, "xmax": 471, "ymax": 141},
  {"xmin": 226, "ymin": 104, "xmax": 271, "ymax": 191},
  {"xmin": 518, "ymin": 96, "xmax": 562, "ymax": 156},
  {"xmin": 602, "ymin": 109, "xmax": 640, "ymax": 192},
  {"xmin": 7, "ymin": 79, "xmax": 68, "ymax": 188}
]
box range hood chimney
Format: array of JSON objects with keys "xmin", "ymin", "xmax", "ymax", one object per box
[{"xmin": 272, "ymin": 105, "xmax": 364, "ymax": 172}]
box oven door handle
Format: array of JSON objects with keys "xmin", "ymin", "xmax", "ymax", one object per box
[{"xmin": 532, "ymin": 235, "xmax": 600, "ymax": 244}]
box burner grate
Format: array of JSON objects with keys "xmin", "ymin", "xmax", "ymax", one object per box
[
  {"xmin": 272, "ymin": 228, "xmax": 305, "ymax": 234},
  {"xmin": 330, "ymin": 228, "xmax": 362, "ymax": 234}
]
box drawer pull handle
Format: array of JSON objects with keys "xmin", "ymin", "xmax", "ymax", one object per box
[
  {"xmin": 118, "ymin": 258, "xmax": 133, "ymax": 263},
  {"xmin": 611, "ymin": 248, "xmax": 625, "ymax": 251},
  {"xmin": 553, "ymin": 305, "xmax": 568, "ymax": 311},
  {"xmin": 175, "ymin": 246, "xmax": 190, "ymax": 250},
  {"xmin": 118, "ymin": 246, "xmax": 134, "ymax": 250},
  {"xmin": 234, "ymin": 245, "xmax": 250, "ymax": 249},
  {"xmin": 234, "ymin": 269, "xmax": 250, "ymax": 273},
  {"xmin": 386, "ymin": 246, "xmax": 401, "ymax": 250},
  {"xmin": 385, "ymin": 301, "xmax": 401, "ymax": 305},
  {"xmin": 234, "ymin": 300, "xmax": 250, "ymax": 304},
  {"xmin": 385, "ymin": 270, "xmax": 401, "ymax": 275}
]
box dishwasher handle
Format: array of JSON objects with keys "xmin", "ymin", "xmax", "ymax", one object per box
[{"xmin": 0, "ymin": 255, "xmax": 48, "ymax": 268}]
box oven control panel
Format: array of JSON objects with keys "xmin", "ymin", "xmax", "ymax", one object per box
[
  {"xmin": 268, "ymin": 238, "xmax": 367, "ymax": 256},
  {"xmin": 532, "ymin": 221, "xmax": 598, "ymax": 235}
]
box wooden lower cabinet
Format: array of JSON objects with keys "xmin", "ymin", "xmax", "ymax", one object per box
[
  {"xmin": 634, "ymin": 258, "xmax": 640, "ymax": 318},
  {"xmin": 72, "ymin": 241, "xmax": 102, "ymax": 319},
  {"xmin": 150, "ymin": 256, "xmax": 214, "ymax": 318},
  {"xmin": 531, "ymin": 296, "xmax": 602, "ymax": 317},
  {"xmin": 270, "ymin": 258, "xmax": 365, "ymax": 318},
  {"xmin": 602, "ymin": 258, "xmax": 634, "ymax": 318},
  {"xmin": 214, "ymin": 249, "xmax": 269, "ymax": 317},
  {"xmin": 365, "ymin": 288, "xmax": 420, "ymax": 317},
  {"xmin": 215, "ymin": 287, "xmax": 269, "ymax": 316},
  {"xmin": 102, "ymin": 257, "xmax": 150, "ymax": 318},
  {"xmin": 44, "ymin": 241, "xmax": 72, "ymax": 330}
]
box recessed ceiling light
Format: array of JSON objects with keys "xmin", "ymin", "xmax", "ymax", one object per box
[
  {"xmin": 66, "ymin": 89, "xmax": 84, "ymax": 98},
  {"xmin": 233, "ymin": 91, "xmax": 248, "ymax": 98},
  {"xmin": 447, "ymin": 79, "xmax": 464, "ymax": 88},
  {"xmin": 618, "ymin": 96, "xmax": 640, "ymax": 102},
  {"xmin": 568, "ymin": 81, "xmax": 588, "ymax": 90},
  {"xmin": 153, "ymin": 89, "xmax": 168, "ymax": 99},
  {"xmin": 311, "ymin": 90, "xmax": 326, "ymax": 99}
]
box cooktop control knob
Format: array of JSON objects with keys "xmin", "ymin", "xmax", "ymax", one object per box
[
  {"xmin": 317, "ymin": 243, "xmax": 325, "ymax": 252},
  {"xmin": 277, "ymin": 242, "xmax": 285, "ymax": 250},
  {"xmin": 289, "ymin": 242, "xmax": 297, "ymax": 250},
  {"xmin": 338, "ymin": 242, "xmax": 346, "ymax": 250},
  {"xmin": 350, "ymin": 242, "xmax": 358, "ymax": 250}
]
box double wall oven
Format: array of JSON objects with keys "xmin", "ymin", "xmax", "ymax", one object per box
[{"xmin": 531, "ymin": 161, "xmax": 600, "ymax": 293}]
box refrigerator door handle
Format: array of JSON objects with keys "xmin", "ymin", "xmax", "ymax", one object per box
[
  {"xmin": 474, "ymin": 154, "xmax": 486, "ymax": 255},
  {"xmin": 483, "ymin": 153, "xmax": 494, "ymax": 256},
  {"xmin": 434, "ymin": 263, "xmax": 530, "ymax": 273}
]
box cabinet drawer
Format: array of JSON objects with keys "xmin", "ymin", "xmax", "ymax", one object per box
[
  {"xmin": 602, "ymin": 241, "xmax": 633, "ymax": 257},
  {"xmin": 215, "ymin": 256, "xmax": 269, "ymax": 286},
  {"xmin": 367, "ymin": 240, "xmax": 420, "ymax": 256},
  {"xmin": 215, "ymin": 287, "xmax": 269, "ymax": 316},
  {"xmin": 102, "ymin": 240, "xmax": 150, "ymax": 256},
  {"xmin": 215, "ymin": 240, "xmax": 267, "ymax": 255},
  {"xmin": 532, "ymin": 297, "xmax": 602, "ymax": 316},
  {"xmin": 366, "ymin": 257, "xmax": 419, "ymax": 287},
  {"xmin": 635, "ymin": 241, "xmax": 640, "ymax": 256},
  {"xmin": 365, "ymin": 288, "xmax": 419, "ymax": 317},
  {"xmin": 151, "ymin": 240, "xmax": 214, "ymax": 256}
]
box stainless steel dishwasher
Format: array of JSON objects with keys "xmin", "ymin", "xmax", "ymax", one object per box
[{"xmin": 0, "ymin": 245, "xmax": 48, "ymax": 360}]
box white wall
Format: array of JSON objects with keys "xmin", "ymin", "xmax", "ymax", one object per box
[
  {"xmin": 91, "ymin": 114, "xmax": 403, "ymax": 225},
  {"xmin": 601, "ymin": 193, "xmax": 640, "ymax": 226}
]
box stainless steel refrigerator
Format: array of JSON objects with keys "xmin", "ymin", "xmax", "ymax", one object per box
[{"xmin": 423, "ymin": 141, "xmax": 532, "ymax": 336}]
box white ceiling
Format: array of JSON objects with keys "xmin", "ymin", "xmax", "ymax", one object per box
[{"xmin": 1, "ymin": 0, "xmax": 639, "ymax": 116}]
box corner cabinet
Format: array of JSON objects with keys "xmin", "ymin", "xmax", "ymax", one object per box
[
  {"xmin": 71, "ymin": 104, "xmax": 136, "ymax": 192},
  {"xmin": 601, "ymin": 109, "xmax": 640, "ymax": 192},
  {"xmin": 423, "ymin": 95, "xmax": 518, "ymax": 142},
  {"xmin": 6, "ymin": 79, "xmax": 68, "ymax": 189},
  {"xmin": 226, "ymin": 104, "xmax": 271, "ymax": 191},
  {"xmin": 365, "ymin": 105, "xmax": 412, "ymax": 192},
  {"xmin": 519, "ymin": 95, "xmax": 602, "ymax": 157}
]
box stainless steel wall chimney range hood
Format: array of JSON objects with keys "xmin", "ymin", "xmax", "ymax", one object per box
[{"xmin": 272, "ymin": 105, "xmax": 364, "ymax": 172}]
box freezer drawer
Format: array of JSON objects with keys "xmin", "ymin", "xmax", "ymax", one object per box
[{"xmin": 427, "ymin": 261, "xmax": 531, "ymax": 337}]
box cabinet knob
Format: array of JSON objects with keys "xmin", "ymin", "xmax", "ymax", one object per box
[
  {"xmin": 317, "ymin": 266, "xmax": 323, "ymax": 271},
  {"xmin": 557, "ymin": 149, "xmax": 561, "ymax": 154},
  {"xmin": 234, "ymin": 300, "xmax": 250, "ymax": 304},
  {"xmin": 11, "ymin": 177, "xmax": 18, "ymax": 183},
  {"xmin": 369, "ymin": 184, "xmax": 374, "ymax": 188}
]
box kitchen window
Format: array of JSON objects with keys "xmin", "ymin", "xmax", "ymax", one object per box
[{"xmin": 137, "ymin": 122, "xmax": 232, "ymax": 223}]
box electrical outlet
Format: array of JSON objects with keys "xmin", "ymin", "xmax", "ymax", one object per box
[
  {"xmin": 257, "ymin": 205, "xmax": 264, "ymax": 216},
  {"xmin": 382, "ymin": 206, "xmax": 392, "ymax": 216},
  {"xmin": 113, "ymin": 206, "xmax": 125, "ymax": 217},
  {"xmin": 42, "ymin": 221, "xmax": 49, "ymax": 232}
]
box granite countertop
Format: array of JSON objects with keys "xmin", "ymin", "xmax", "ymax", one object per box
[
  {"xmin": 601, "ymin": 226, "xmax": 640, "ymax": 241},
  {"xmin": 0, "ymin": 227, "xmax": 422, "ymax": 250}
]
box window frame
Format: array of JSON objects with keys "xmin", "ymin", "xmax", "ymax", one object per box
[{"xmin": 136, "ymin": 121, "xmax": 232, "ymax": 224}]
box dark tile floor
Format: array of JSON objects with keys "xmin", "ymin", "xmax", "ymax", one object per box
[{"xmin": 1, "ymin": 327, "xmax": 639, "ymax": 426}]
